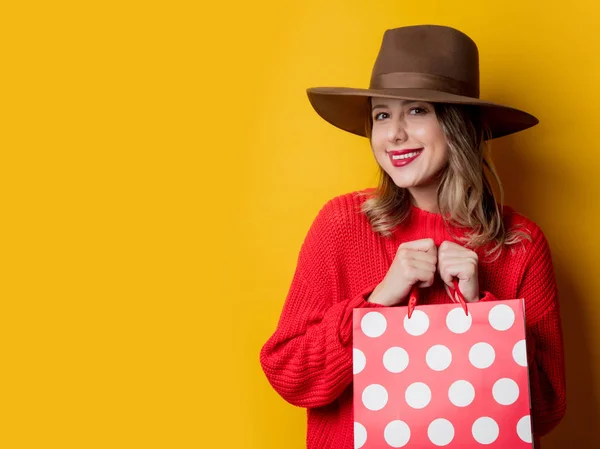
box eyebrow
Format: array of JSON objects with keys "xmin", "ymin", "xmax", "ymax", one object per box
[{"xmin": 371, "ymin": 100, "xmax": 422, "ymax": 111}]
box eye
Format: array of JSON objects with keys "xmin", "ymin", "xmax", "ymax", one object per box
[
  {"xmin": 373, "ymin": 112, "xmax": 389, "ymax": 121},
  {"xmin": 408, "ymin": 106, "xmax": 428, "ymax": 115}
]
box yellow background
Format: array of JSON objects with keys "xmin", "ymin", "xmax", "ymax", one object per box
[{"xmin": 2, "ymin": 1, "xmax": 599, "ymax": 447}]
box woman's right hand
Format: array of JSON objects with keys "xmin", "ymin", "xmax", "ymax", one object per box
[{"xmin": 368, "ymin": 238, "xmax": 438, "ymax": 307}]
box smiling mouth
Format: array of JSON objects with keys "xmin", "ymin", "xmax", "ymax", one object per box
[
  {"xmin": 388, "ymin": 148, "xmax": 423, "ymax": 167},
  {"xmin": 391, "ymin": 150, "xmax": 422, "ymax": 160}
]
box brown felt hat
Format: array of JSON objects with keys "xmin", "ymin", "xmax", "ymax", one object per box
[{"xmin": 307, "ymin": 25, "xmax": 538, "ymax": 139}]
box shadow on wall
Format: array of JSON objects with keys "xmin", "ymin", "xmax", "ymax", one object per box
[{"xmin": 492, "ymin": 133, "xmax": 599, "ymax": 448}]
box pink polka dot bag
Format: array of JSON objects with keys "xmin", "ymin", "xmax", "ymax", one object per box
[{"xmin": 353, "ymin": 289, "xmax": 532, "ymax": 448}]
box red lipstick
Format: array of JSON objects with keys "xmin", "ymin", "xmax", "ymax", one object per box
[{"xmin": 388, "ymin": 148, "xmax": 423, "ymax": 167}]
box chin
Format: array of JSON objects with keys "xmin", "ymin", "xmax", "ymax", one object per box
[
  {"xmin": 385, "ymin": 172, "xmax": 420, "ymax": 188},
  {"xmin": 389, "ymin": 180, "xmax": 418, "ymax": 189},
  {"xmin": 384, "ymin": 165, "xmax": 442, "ymax": 190}
]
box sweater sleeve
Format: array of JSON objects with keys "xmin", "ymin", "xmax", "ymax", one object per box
[
  {"xmin": 519, "ymin": 226, "xmax": 567, "ymax": 436},
  {"xmin": 260, "ymin": 199, "xmax": 384, "ymax": 409},
  {"xmin": 481, "ymin": 226, "xmax": 567, "ymax": 436}
]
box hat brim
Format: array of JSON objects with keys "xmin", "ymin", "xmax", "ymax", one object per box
[{"xmin": 306, "ymin": 87, "xmax": 538, "ymax": 140}]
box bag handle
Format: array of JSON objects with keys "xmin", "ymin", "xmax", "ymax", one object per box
[{"xmin": 407, "ymin": 279, "xmax": 468, "ymax": 318}]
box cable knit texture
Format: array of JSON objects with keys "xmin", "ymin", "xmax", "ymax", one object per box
[{"xmin": 260, "ymin": 190, "xmax": 566, "ymax": 449}]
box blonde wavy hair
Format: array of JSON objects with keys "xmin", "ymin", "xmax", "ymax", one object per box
[{"xmin": 361, "ymin": 103, "xmax": 529, "ymax": 257}]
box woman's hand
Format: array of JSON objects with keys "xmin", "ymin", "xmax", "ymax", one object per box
[
  {"xmin": 437, "ymin": 241, "xmax": 480, "ymax": 303},
  {"xmin": 368, "ymin": 238, "xmax": 437, "ymax": 307}
]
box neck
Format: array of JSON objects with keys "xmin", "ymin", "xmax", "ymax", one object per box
[{"xmin": 408, "ymin": 184, "xmax": 440, "ymax": 213}]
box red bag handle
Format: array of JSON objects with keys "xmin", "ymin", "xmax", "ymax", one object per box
[{"xmin": 407, "ymin": 279, "xmax": 468, "ymax": 318}]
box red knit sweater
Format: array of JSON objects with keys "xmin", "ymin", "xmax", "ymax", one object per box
[{"xmin": 260, "ymin": 191, "xmax": 566, "ymax": 449}]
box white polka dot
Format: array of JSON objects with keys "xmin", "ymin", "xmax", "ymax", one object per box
[
  {"xmin": 353, "ymin": 348, "xmax": 366, "ymax": 375},
  {"xmin": 362, "ymin": 384, "xmax": 388, "ymax": 411},
  {"xmin": 517, "ymin": 415, "xmax": 532, "ymax": 443},
  {"xmin": 426, "ymin": 345, "xmax": 452, "ymax": 371},
  {"xmin": 384, "ymin": 420, "xmax": 411, "ymax": 448},
  {"xmin": 512, "ymin": 340, "xmax": 528, "ymax": 367},
  {"xmin": 403, "ymin": 309, "xmax": 429, "ymax": 336},
  {"xmin": 488, "ymin": 304, "xmax": 515, "ymax": 331},
  {"xmin": 492, "ymin": 378, "xmax": 520, "ymax": 405},
  {"xmin": 446, "ymin": 307, "xmax": 472, "ymax": 334},
  {"xmin": 405, "ymin": 382, "xmax": 431, "ymax": 409},
  {"xmin": 427, "ymin": 419, "xmax": 455, "ymax": 446},
  {"xmin": 448, "ymin": 380, "xmax": 475, "ymax": 407},
  {"xmin": 361, "ymin": 312, "xmax": 387, "ymax": 338},
  {"xmin": 354, "ymin": 422, "xmax": 367, "ymax": 449},
  {"xmin": 383, "ymin": 347, "xmax": 409, "ymax": 373},
  {"xmin": 469, "ymin": 342, "xmax": 495, "ymax": 369},
  {"xmin": 472, "ymin": 417, "xmax": 499, "ymax": 444}
]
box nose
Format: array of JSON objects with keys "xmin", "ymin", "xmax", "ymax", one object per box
[{"xmin": 387, "ymin": 116, "xmax": 408, "ymax": 143}]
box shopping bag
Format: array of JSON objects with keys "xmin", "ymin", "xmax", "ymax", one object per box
[{"xmin": 352, "ymin": 294, "xmax": 532, "ymax": 448}]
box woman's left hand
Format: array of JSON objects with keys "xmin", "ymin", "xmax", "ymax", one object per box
[{"xmin": 437, "ymin": 241, "xmax": 480, "ymax": 303}]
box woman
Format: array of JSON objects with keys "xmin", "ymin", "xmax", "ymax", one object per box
[{"xmin": 260, "ymin": 25, "xmax": 566, "ymax": 449}]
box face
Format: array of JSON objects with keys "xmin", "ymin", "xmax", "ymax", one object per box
[{"xmin": 370, "ymin": 98, "xmax": 449, "ymax": 190}]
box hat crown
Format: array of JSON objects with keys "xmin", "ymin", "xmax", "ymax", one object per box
[{"xmin": 370, "ymin": 25, "xmax": 480, "ymax": 97}]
